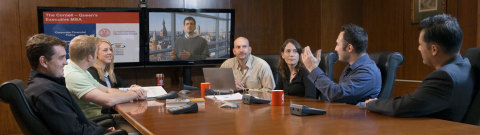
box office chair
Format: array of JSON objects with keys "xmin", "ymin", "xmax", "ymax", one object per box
[
  {"xmin": 462, "ymin": 48, "xmax": 480, "ymax": 125},
  {"xmin": 256, "ymin": 54, "xmax": 281, "ymax": 85},
  {"xmin": 369, "ymin": 52, "xmax": 404, "ymax": 99},
  {"xmin": 319, "ymin": 52, "xmax": 338, "ymax": 80},
  {"xmin": 0, "ymin": 79, "xmax": 52, "ymax": 135},
  {"xmin": 0, "ymin": 79, "xmax": 127, "ymax": 135}
]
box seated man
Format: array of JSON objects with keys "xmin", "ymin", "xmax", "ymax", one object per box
[
  {"xmin": 302, "ymin": 24, "xmax": 382, "ymax": 105},
  {"xmin": 64, "ymin": 35, "xmax": 146, "ymax": 118},
  {"xmin": 365, "ymin": 14, "xmax": 474, "ymax": 122},
  {"xmin": 220, "ymin": 37, "xmax": 275, "ymax": 91},
  {"xmin": 24, "ymin": 34, "xmax": 109, "ymax": 134}
]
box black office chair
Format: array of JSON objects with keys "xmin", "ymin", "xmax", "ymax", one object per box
[
  {"xmin": 256, "ymin": 54, "xmax": 281, "ymax": 85},
  {"xmin": 0, "ymin": 79, "xmax": 127, "ymax": 135},
  {"xmin": 369, "ymin": 52, "xmax": 404, "ymax": 99},
  {"xmin": 462, "ymin": 48, "xmax": 480, "ymax": 125},
  {"xmin": 319, "ymin": 52, "xmax": 338, "ymax": 80},
  {"xmin": 0, "ymin": 79, "xmax": 52, "ymax": 135}
]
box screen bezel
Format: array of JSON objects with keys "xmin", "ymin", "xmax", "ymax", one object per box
[
  {"xmin": 145, "ymin": 8, "xmax": 235, "ymax": 66},
  {"xmin": 37, "ymin": 7, "xmax": 145, "ymax": 67}
]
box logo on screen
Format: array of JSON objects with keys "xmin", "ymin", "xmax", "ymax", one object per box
[{"xmin": 98, "ymin": 28, "xmax": 111, "ymax": 37}]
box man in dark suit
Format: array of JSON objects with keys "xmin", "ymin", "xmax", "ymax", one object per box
[{"xmin": 365, "ymin": 14, "xmax": 474, "ymax": 122}]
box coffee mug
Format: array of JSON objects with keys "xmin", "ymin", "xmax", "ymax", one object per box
[
  {"xmin": 271, "ymin": 90, "xmax": 284, "ymax": 106},
  {"xmin": 200, "ymin": 83, "xmax": 210, "ymax": 98}
]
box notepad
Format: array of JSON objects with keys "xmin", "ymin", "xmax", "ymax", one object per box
[
  {"xmin": 141, "ymin": 86, "xmax": 168, "ymax": 98},
  {"xmin": 205, "ymin": 93, "xmax": 243, "ymax": 101}
]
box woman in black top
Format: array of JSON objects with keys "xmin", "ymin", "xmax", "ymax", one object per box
[{"xmin": 275, "ymin": 39, "xmax": 317, "ymax": 99}]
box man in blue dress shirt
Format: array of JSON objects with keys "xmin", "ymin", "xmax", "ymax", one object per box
[{"xmin": 302, "ymin": 24, "xmax": 382, "ymax": 105}]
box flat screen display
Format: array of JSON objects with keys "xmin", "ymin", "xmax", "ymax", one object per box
[
  {"xmin": 147, "ymin": 8, "xmax": 234, "ymax": 65},
  {"xmin": 38, "ymin": 7, "xmax": 142, "ymax": 66}
]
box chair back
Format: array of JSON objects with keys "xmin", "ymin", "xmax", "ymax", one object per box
[
  {"xmin": 462, "ymin": 48, "xmax": 480, "ymax": 125},
  {"xmin": 0, "ymin": 79, "xmax": 52, "ymax": 135},
  {"xmin": 256, "ymin": 54, "xmax": 281, "ymax": 85},
  {"xmin": 319, "ymin": 52, "xmax": 338, "ymax": 80},
  {"xmin": 369, "ymin": 52, "xmax": 404, "ymax": 99}
]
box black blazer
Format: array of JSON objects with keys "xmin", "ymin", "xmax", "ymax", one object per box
[
  {"xmin": 87, "ymin": 67, "xmax": 130, "ymax": 88},
  {"xmin": 366, "ymin": 55, "xmax": 474, "ymax": 122},
  {"xmin": 275, "ymin": 67, "xmax": 317, "ymax": 99}
]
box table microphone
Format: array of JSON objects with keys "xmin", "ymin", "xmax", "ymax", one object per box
[
  {"xmin": 242, "ymin": 94, "xmax": 270, "ymax": 104},
  {"xmin": 205, "ymin": 89, "xmax": 233, "ymax": 95},
  {"xmin": 290, "ymin": 104, "xmax": 326, "ymax": 116}
]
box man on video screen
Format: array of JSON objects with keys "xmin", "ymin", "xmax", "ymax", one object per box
[{"xmin": 170, "ymin": 16, "xmax": 209, "ymax": 60}]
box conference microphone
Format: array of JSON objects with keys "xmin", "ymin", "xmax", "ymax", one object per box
[
  {"xmin": 205, "ymin": 89, "xmax": 233, "ymax": 95},
  {"xmin": 290, "ymin": 104, "xmax": 326, "ymax": 116},
  {"xmin": 242, "ymin": 94, "xmax": 271, "ymax": 104},
  {"xmin": 155, "ymin": 91, "xmax": 178, "ymax": 100}
]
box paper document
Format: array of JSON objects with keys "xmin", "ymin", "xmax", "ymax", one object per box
[
  {"xmin": 205, "ymin": 93, "xmax": 243, "ymax": 101},
  {"xmin": 142, "ymin": 86, "xmax": 168, "ymax": 98}
]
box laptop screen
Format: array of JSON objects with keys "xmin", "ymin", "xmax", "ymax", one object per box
[{"xmin": 202, "ymin": 68, "xmax": 236, "ymax": 90}]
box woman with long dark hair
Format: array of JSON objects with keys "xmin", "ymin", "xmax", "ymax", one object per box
[{"xmin": 275, "ymin": 39, "xmax": 317, "ymax": 98}]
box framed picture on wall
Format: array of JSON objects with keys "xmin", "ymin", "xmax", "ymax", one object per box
[{"xmin": 412, "ymin": 0, "xmax": 445, "ymax": 23}]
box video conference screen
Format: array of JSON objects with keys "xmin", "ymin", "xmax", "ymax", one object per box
[
  {"xmin": 38, "ymin": 7, "xmax": 141, "ymax": 64},
  {"xmin": 148, "ymin": 9, "xmax": 234, "ymax": 63}
]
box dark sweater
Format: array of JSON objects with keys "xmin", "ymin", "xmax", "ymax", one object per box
[
  {"xmin": 173, "ymin": 35, "xmax": 209, "ymax": 60},
  {"xmin": 24, "ymin": 70, "xmax": 107, "ymax": 134}
]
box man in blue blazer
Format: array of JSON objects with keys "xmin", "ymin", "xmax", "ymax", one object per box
[{"xmin": 365, "ymin": 14, "xmax": 474, "ymax": 122}]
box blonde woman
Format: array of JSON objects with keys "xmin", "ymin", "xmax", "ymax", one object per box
[{"xmin": 87, "ymin": 39, "xmax": 130, "ymax": 88}]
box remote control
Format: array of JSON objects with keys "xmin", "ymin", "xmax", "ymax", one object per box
[
  {"xmin": 242, "ymin": 94, "xmax": 271, "ymax": 104},
  {"xmin": 168, "ymin": 102, "xmax": 198, "ymax": 114},
  {"xmin": 290, "ymin": 104, "xmax": 326, "ymax": 116},
  {"xmin": 156, "ymin": 91, "xmax": 178, "ymax": 100}
]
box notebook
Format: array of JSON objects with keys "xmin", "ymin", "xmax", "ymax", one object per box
[{"xmin": 202, "ymin": 68, "xmax": 237, "ymax": 91}]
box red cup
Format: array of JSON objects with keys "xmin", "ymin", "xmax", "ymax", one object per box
[
  {"xmin": 271, "ymin": 90, "xmax": 284, "ymax": 106},
  {"xmin": 200, "ymin": 83, "xmax": 210, "ymax": 98}
]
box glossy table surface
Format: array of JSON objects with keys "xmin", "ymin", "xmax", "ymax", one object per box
[{"xmin": 115, "ymin": 91, "xmax": 480, "ymax": 135}]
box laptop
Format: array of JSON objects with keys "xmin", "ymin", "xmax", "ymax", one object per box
[{"xmin": 202, "ymin": 68, "xmax": 237, "ymax": 91}]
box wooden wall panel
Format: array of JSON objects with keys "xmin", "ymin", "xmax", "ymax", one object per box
[
  {"xmin": 362, "ymin": 0, "xmax": 405, "ymax": 79},
  {"xmin": 231, "ymin": 0, "xmax": 283, "ymax": 55},
  {"xmin": 0, "ymin": 0, "xmax": 23, "ymax": 83},
  {"xmin": 456, "ymin": 0, "xmax": 478, "ymax": 52},
  {"xmin": 0, "ymin": 0, "xmax": 24, "ymax": 134},
  {"xmin": 283, "ymin": 0, "xmax": 322, "ymax": 51}
]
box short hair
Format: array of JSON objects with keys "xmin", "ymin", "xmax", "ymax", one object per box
[
  {"xmin": 184, "ymin": 16, "xmax": 196, "ymax": 25},
  {"xmin": 26, "ymin": 34, "xmax": 66, "ymax": 70},
  {"xmin": 418, "ymin": 14, "xmax": 463, "ymax": 54},
  {"xmin": 69, "ymin": 35, "xmax": 100, "ymax": 62},
  {"xmin": 341, "ymin": 24, "xmax": 368, "ymax": 54},
  {"xmin": 278, "ymin": 39, "xmax": 304, "ymax": 78}
]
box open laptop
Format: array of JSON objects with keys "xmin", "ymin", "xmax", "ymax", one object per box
[{"xmin": 202, "ymin": 68, "xmax": 237, "ymax": 91}]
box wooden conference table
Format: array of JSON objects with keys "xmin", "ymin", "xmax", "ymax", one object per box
[{"xmin": 115, "ymin": 91, "xmax": 480, "ymax": 135}]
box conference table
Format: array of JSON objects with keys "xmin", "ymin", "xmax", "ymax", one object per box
[{"xmin": 115, "ymin": 90, "xmax": 480, "ymax": 135}]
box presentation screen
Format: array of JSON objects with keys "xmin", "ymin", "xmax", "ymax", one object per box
[
  {"xmin": 147, "ymin": 8, "xmax": 234, "ymax": 66},
  {"xmin": 38, "ymin": 7, "xmax": 142, "ymax": 66}
]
